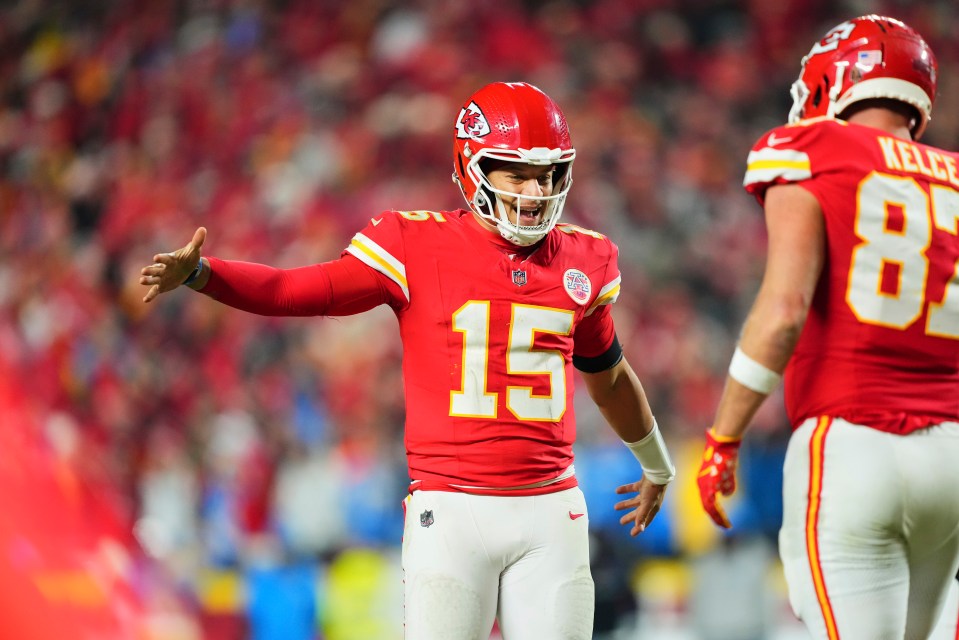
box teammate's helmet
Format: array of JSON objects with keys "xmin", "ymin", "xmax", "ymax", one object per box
[
  {"xmin": 789, "ymin": 15, "xmax": 938, "ymax": 139},
  {"xmin": 452, "ymin": 82, "xmax": 575, "ymax": 246}
]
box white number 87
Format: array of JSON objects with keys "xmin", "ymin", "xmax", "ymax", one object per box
[{"xmin": 847, "ymin": 172, "xmax": 959, "ymax": 338}]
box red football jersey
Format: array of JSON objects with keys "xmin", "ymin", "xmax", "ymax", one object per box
[
  {"xmin": 744, "ymin": 117, "xmax": 959, "ymax": 433},
  {"xmin": 344, "ymin": 209, "xmax": 621, "ymax": 493}
]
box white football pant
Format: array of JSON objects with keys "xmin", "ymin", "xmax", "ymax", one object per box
[
  {"xmin": 402, "ymin": 487, "xmax": 594, "ymax": 639},
  {"xmin": 779, "ymin": 417, "xmax": 959, "ymax": 640}
]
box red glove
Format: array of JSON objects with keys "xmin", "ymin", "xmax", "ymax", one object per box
[{"xmin": 697, "ymin": 428, "xmax": 743, "ymax": 529}]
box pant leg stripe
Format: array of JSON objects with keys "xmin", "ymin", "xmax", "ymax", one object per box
[{"xmin": 806, "ymin": 415, "xmax": 840, "ymax": 639}]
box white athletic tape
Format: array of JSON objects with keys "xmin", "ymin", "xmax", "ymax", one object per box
[
  {"xmin": 624, "ymin": 419, "xmax": 675, "ymax": 485},
  {"xmin": 728, "ymin": 346, "xmax": 782, "ymax": 394}
]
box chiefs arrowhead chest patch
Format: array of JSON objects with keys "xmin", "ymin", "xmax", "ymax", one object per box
[{"xmin": 563, "ymin": 269, "xmax": 591, "ymax": 305}]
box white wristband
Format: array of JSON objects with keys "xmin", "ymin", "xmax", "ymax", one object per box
[
  {"xmin": 623, "ymin": 419, "xmax": 675, "ymax": 485},
  {"xmin": 728, "ymin": 346, "xmax": 782, "ymax": 394}
]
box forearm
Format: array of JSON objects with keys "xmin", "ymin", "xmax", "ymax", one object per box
[
  {"xmin": 197, "ymin": 257, "xmax": 334, "ymax": 316},
  {"xmin": 587, "ymin": 360, "xmax": 655, "ymax": 443},
  {"xmin": 712, "ymin": 297, "xmax": 805, "ymax": 439},
  {"xmin": 711, "ymin": 379, "xmax": 772, "ymax": 440},
  {"xmin": 600, "ymin": 368, "xmax": 654, "ymax": 442},
  {"xmin": 584, "ymin": 359, "xmax": 674, "ymax": 485},
  {"xmin": 737, "ymin": 294, "xmax": 805, "ymax": 373}
]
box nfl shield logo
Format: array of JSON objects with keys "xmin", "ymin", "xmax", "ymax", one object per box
[
  {"xmin": 420, "ymin": 509, "xmax": 434, "ymax": 528},
  {"xmin": 512, "ymin": 269, "xmax": 527, "ymax": 286}
]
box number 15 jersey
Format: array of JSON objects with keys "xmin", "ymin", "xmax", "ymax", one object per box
[
  {"xmin": 344, "ymin": 209, "xmax": 622, "ymax": 495},
  {"xmin": 744, "ymin": 117, "xmax": 959, "ymax": 434}
]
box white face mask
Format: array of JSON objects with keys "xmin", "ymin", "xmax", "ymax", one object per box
[
  {"xmin": 465, "ymin": 150, "xmax": 574, "ymax": 246},
  {"xmin": 475, "ymin": 179, "xmax": 571, "ymax": 246}
]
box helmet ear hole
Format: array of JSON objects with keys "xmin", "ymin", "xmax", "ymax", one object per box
[
  {"xmin": 552, "ymin": 163, "xmax": 571, "ymax": 188},
  {"xmin": 476, "ymin": 188, "xmax": 490, "ymax": 208},
  {"xmin": 812, "ymin": 84, "xmax": 823, "ymax": 109}
]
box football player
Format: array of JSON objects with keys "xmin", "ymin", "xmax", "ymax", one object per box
[
  {"xmin": 141, "ymin": 81, "xmax": 675, "ymax": 640},
  {"xmin": 696, "ymin": 15, "xmax": 959, "ymax": 640}
]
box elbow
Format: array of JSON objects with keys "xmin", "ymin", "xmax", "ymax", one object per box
[
  {"xmin": 584, "ymin": 378, "xmax": 617, "ymax": 410},
  {"xmin": 754, "ymin": 295, "xmax": 811, "ymax": 351}
]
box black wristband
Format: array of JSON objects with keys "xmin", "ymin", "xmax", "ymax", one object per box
[{"xmin": 182, "ymin": 259, "xmax": 203, "ymax": 286}]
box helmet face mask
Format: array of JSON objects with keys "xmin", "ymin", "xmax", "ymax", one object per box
[
  {"xmin": 466, "ymin": 148, "xmax": 573, "ymax": 246},
  {"xmin": 452, "ymin": 83, "xmax": 575, "ymax": 246},
  {"xmin": 788, "ymin": 15, "xmax": 938, "ymax": 139}
]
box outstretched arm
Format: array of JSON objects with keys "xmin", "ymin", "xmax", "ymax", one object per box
[{"xmin": 139, "ymin": 227, "xmax": 394, "ymax": 316}]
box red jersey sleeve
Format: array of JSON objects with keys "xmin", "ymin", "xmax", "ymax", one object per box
[
  {"xmin": 342, "ymin": 211, "xmax": 410, "ymax": 310},
  {"xmin": 742, "ymin": 117, "xmax": 841, "ymax": 205},
  {"xmin": 571, "ymin": 234, "xmax": 621, "ymax": 356},
  {"xmin": 201, "ymin": 254, "xmax": 394, "ymax": 316},
  {"xmin": 573, "ymin": 304, "xmax": 616, "ymax": 357},
  {"xmin": 568, "ymin": 231, "xmax": 622, "ymax": 370},
  {"xmin": 552, "ymin": 223, "xmax": 622, "ymax": 318}
]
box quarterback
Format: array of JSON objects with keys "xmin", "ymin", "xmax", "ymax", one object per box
[{"xmin": 141, "ymin": 82, "xmax": 675, "ymax": 639}]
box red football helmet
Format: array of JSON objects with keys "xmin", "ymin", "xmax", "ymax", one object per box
[
  {"xmin": 452, "ymin": 82, "xmax": 575, "ymax": 246},
  {"xmin": 789, "ymin": 15, "xmax": 938, "ymax": 139}
]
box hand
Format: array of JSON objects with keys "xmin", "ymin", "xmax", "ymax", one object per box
[
  {"xmin": 140, "ymin": 227, "xmax": 207, "ymax": 303},
  {"xmin": 697, "ymin": 428, "xmax": 742, "ymax": 529},
  {"xmin": 614, "ymin": 477, "xmax": 667, "ymax": 536}
]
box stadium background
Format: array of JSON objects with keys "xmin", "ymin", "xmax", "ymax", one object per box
[{"xmin": 1, "ymin": 1, "xmax": 956, "ymax": 638}]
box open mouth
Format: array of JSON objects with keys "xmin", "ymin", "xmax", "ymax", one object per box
[{"xmin": 518, "ymin": 206, "xmax": 542, "ymax": 226}]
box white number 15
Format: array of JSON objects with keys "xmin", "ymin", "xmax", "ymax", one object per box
[{"xmin": 450, "ymin": 302, "xmax": 574, "ymax": 422}]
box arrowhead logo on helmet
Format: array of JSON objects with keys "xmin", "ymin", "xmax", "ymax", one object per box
[{"xmin": 456, "ymin": 103, "xmax": 491, "ymax": 139}]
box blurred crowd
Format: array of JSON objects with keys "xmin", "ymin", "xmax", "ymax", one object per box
[{"xmin": 2, "ymin": 0, "xmax": 958, "ymax": 638}]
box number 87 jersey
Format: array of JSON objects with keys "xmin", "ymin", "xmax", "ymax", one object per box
[
  {"xmin": 344, "ymin": 208, "xmax": 623, "ymax": 494},
  {"xmin": 745, "ymin": 117, "xmax": 959, "ymax": 434}
]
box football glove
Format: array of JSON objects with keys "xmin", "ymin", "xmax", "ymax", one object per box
[{"xmin": 697, "ymin": 428, "xmax": 742, "ymax": 529}]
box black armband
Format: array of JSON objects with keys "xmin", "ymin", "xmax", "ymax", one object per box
[{"xmin": 573, "ymin": 334, "xmax": 624, "ymax": 373}]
